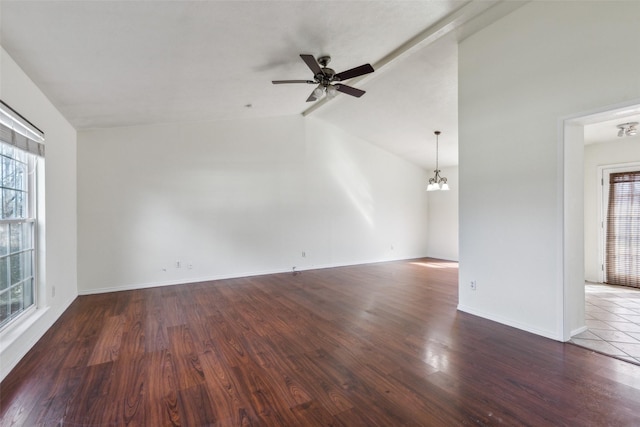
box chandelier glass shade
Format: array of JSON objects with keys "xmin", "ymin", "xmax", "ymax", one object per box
[{"xmin": 427, "ymin": 130, "xmax": 449, "ymax": 191}]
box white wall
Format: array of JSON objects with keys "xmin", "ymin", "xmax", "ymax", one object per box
[
  {"xmin": 0, "ymin": 47, "xmax": 78, "ymax": 380},
  {"xmin": 426, "ymin": 166, "xmax": 458, "ymax": 261},
  {"xmin": 563, "ymin": 122, "xmax": 586, "ymax": 338},
  {"xmin": 458, "ymin": 1, "xmax": 640, "ymax": 340},
  {"xmin": 584, "ymin": 139, "xmax": 640, "ymax": 283},
  {"xmin": 77, "ymin": 116, "xmax": 430, "ymax": 293}
]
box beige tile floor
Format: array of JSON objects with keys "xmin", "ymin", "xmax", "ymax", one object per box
[{"xmin": 571, "ymin": 282, "xmax": 640, "ymax": 365}]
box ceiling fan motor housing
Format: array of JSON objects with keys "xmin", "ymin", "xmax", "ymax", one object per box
[
  {"xmin": 316, "ymin": 56, "xmax": 335, "ymax": 84},
  {"xmin": 271, "ymin": 53, "xmax": 374, "ymax": 101},
  {"xmin": 318, "ymin": 69, "xmax": 335, "ymax": 84},
  {"xmin": 317, "ymin": 56, "xmax": 331, "ymax": 67}
]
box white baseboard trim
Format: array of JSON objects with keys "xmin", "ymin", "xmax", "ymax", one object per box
[
  {"xmin": 457, "ymin": 303, "xmax": 562, "ymax": 341},
  {"xmin": 570, "ymin": 325, "xmax": 588, "ymax": 337},
  {"xmin": 78, "ymin": 255, "xmax": 431, "ymax": 296},
  {"xmin": 79, "ymin": 268, "xmax": 293, "ymax": 295}
]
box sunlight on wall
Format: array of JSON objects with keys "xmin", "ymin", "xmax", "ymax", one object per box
[
  {"xmin": 80, "ymin": 115, "xmax": 431, "ymax": 293},
  {"xmin": 328, "ymin": 139, "xmax": 374, "ymax": 228}
]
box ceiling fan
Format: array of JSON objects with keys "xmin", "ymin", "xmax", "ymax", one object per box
[{"xmin": 272, "ymin": 54, "xmax": 374, "ymax": 102}]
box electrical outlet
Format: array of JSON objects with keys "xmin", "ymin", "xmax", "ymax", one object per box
[
  {"xmin": 187, "ymin": 263, "xmax": 193, "ymax": 270},
  {"xmin": 302, "ymin": 251, "xmax": 306, "ymax": 258},
  {"xmin": 470, "ymin": 280, "xmax": 477, "ymax": 291},
  {"xmin": 176, "ymin": 261, "xmax": 181, "ymax": 268},
  {"xmin": 52, "ymin": 286, "xmax": 56, "ymax": 298}
]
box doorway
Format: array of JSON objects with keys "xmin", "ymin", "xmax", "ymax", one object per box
[{"xmin": 563, "ymin": 100, "xmax": 640, "ymax": 361}]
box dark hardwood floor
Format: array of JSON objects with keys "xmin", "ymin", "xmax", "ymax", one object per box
[{"xmin": 2, "ymin": 258, "xmax": 640, "ymax": 426}]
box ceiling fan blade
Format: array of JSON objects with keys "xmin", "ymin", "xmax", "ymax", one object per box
[
  {"xmin": 334, "ymin": 64, "xmax": 374, "ymax": 81},
  {"xmin": 336, "ymin": 84, "xmax": 366, "ymax": 98},
  {"xmin": 300, "ymin": 54, "xmax": 324, "ymax": 76},
  {"xmin": 272, "ymin": 80, "xmax": 314, "ymax": 84},
  {"xmin": 306, "ymin": 89, "xmax": 318, "ymax": 102}
]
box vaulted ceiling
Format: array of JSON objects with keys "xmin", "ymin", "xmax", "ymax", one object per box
[{"xmin": 0, "ymin": 0, "xmax": 523, "ymax": 169}]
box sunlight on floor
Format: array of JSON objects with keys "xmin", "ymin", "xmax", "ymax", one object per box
[
  {"xmin": 571, "ymin": 283, "xmax": 640, "ymax": 365},
  {"xmin": 411, "ymin": 261, "xmax": 458, "ymax": 269}
]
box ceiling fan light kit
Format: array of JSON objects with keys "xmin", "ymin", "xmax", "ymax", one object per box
[
  {"xmin": 312, "ymin": 84, "xmax": 324, "ymax": 98},
  {"xmin": 427, "ymin": 130, "xmax": 449, "ymax": 192},
  {"xmin": 272, "ymin": 54, "xmax": 374, "ymax": 102}
]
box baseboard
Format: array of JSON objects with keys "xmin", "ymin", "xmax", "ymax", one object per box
[
  {"xmin": 78, "ymin": 267, "xmax": 294, "ymax": 295},
  {"xmin": 571, "ymin": 325, "xmax": 588, "ymax": 337},
  {"xmin": 457, "ymin": 303, "xmax": 562, "ymax": 341},
  {"xmin": 78, "ymin": 255, "xmax": 431, "ymax": 295}
]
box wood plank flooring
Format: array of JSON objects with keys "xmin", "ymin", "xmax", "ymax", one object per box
[{"xmin": 2, "ymin": 258, "xmax": 640, "ymax": 426}]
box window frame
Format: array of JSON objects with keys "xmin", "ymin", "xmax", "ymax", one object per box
[
  {"xmin": 602, "ymin": 166, "xmax": 640, "ymax": 287},
  {"xmin": 599, "ymin": 163, "xmax": 640, "ymax": 284},
  {"xmin": 0, "ymin": 141, "xmax": 38, "ymax": 330}
]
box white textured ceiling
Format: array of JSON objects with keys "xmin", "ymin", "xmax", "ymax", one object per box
[
  {"xmin": 584, "ymin": 113, "xmax": 640, "ymax": 146},
  {"xmin": 0, "ymin": 0, "xmax": 519, "ymax": 169},
  {"xmin": 314, "ymin": 34, "xmax": 459, "ymax": 168}
]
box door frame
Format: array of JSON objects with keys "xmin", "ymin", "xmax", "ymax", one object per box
[
  {"xmin": 598, "ymin": 163, "xmax": 640, "ymax": 283},
  {"xmin": 561, "ymin": 99, "xmax": 640, "ymax": 341}
]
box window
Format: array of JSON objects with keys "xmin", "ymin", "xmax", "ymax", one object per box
[
  {"xmin": 0, "ymin": 145, "xmax": 35, "ymax": 327},
  {"xmin": 0, "ymin": 101, "xmax": 44, "ymax": 330}
]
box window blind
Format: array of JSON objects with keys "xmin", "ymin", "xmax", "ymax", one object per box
[
  {"xmin": 606, "ymin": 171, "xmax": 640, "ymax": 288},
  {"xmin": 0, "ymin": 100, "xmax": 45, "ymax": 157}
]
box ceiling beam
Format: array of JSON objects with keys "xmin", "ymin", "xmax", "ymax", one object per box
[{"xmin": 302, "ymin": 0, "xmax": 527, "ymax": 117}]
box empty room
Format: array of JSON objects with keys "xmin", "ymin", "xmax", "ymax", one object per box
[{"xmin": 2, "ymin": 1, "xmax": 640, "ymax": 426}]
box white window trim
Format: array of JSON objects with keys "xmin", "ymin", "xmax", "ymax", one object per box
[{"xmin": 0, "ymin": 144, "xmax": 39, "ymax": 331}]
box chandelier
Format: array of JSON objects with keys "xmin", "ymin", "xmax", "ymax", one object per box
[{"xmin": 427, "ymin": 130, "xmax": 449, "ymax": 191}]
